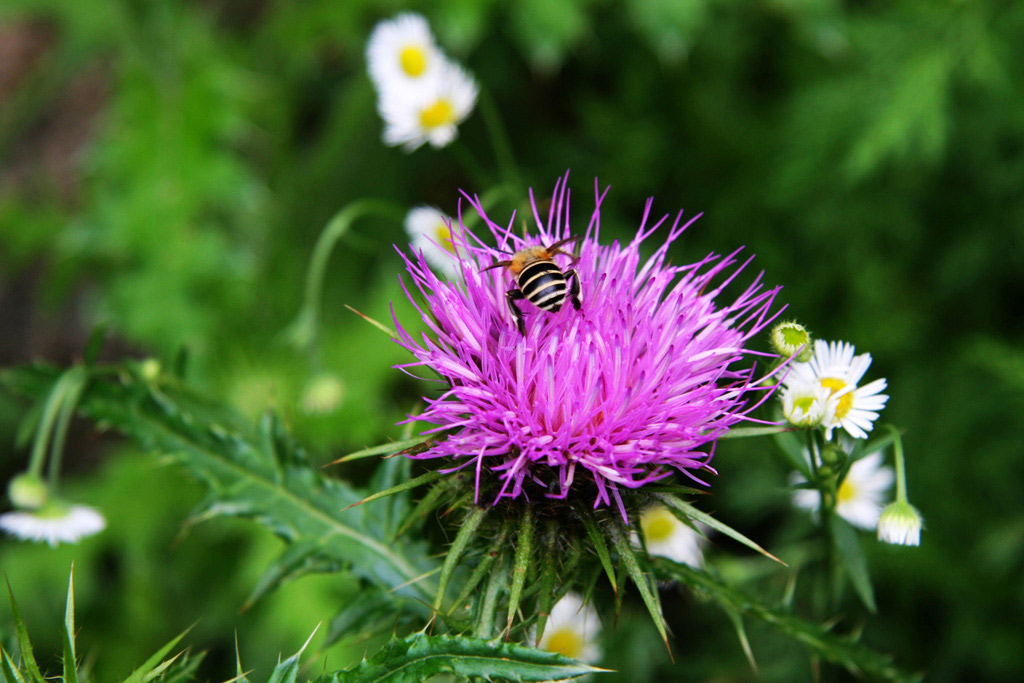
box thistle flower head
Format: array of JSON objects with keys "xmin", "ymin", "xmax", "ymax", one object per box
[{"xmin": 394, "ymin": 175, "xmax": 783, "ymax": 516}]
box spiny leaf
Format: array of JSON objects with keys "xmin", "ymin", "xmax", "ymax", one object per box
[
  {"xmin": 266, "ymin": 627, "xmax": 318, "ymax": 683},
  {"xmin": 505, "ymin": 506, "xmax": 536, "ymax": 636},
  {"xmin": 0, "ymin": 365, "xmax": 438, "ymax": 610},
  {"xmin": 656, "ymin": 562, "xmax": 918, "ymax": 682},
  {"xmin": 311, "ymin": 633, "xmax": 605, "ymax": 683},
  {"xmin": 610, "ymin": 527, "xmax": 669, "ymax": 652},
  {"xmin": 433, "ymin": 506, "xmax": 488, "ymax": 613},
  {"xmin": 828, "ymin": 513, "xmax": 877, "ymax": 613},
  {"xmin": 722, "ymin": 606, "xmax": 758, "ymax": 674},
  {"xmin": 656, "ymin": 493, "xmax": 786, "ymax": 566},
  {"xmin": 5, "ymin": 579, "xmax": 44, "ymax": 683},
  {"xmin": 344, "ymin": 305, "xmax": 400, "ymax": 339},
  {"xmin": 122, "ymin": 625, "xmax": 193, "ymax": 683},
  {"xmin": 1, "ymin": 648, "xmax": 27, "ymax": 683},
  {"xmin": 242, "ymin": 541, "xmax": 344, "ymax": 611},
  {"xmin": 717, "ymin": 425, "xmax": 794, "ymax": 439}
]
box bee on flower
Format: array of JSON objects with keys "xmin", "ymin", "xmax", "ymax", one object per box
[
  {"xmin": 366, "ymin": 13, "xmax": 479, "ymax": 151},
  {"xmin": 393, "ymin": 175, "xmax": 784, "ymax": 514}
]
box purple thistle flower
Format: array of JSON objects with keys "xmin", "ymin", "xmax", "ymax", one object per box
[{"xmin": 393, "ymin": 174, "xmax": 784, "ymax": 518}]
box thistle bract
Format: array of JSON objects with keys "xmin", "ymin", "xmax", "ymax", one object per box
[{"xmin": 394, "ymin": 176, "xmax": 783, "ymax": 515}]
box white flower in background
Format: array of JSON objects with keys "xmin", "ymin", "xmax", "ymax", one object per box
[
  {"xmin": 300, "ymin": 372, "xmax": 345, "ymax": 415},
  {"xmin": 366, "ymin": 13, "xmax": 444, "ymax": 93},
  {"xmin": 780, "ymin": 379, "xmax": 837, "ymax": 430},
  {"xmin": 633, "ymin": 504, "xmax": 704, "ymax": 568},
  {"xmin": 783, "ymin": 339, "xmax": 888, "ymax": 440},
  {"xmin": 379, "ymin": 60, "xmax": 479, "ymax": 151},
  {"xmin": 877, "ymin": 500, "xmax": 924, "ymax": 546},
  {"xmin": 405, "ymin": 206, "xmax": 463, "ymax": 277},
  {"xmin": 0, "ymin": 502, "xmax": 106, "ymax": 547},
  {"xmin": 536, "ymin": 592, "xmax": 602, "ymax": 664},
  {"xmin": 792, "ymin": 450, "xmax": 894, "ymax": 530}
]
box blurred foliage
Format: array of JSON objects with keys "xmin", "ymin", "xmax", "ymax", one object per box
[{"xmin": 1, "ymin": 0, "xmax": 1023, "ymax": 681}]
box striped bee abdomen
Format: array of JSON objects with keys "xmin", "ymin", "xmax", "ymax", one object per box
[{"xmin": 518, "ymin": 261, "xmax": 568, "ymax": 312}]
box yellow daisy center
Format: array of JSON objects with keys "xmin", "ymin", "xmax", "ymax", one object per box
[
  {"xmin": 545, "ymin": 627, "xmax": 585, "ymax": 659},
  {"xmin": 819, "ymin": 377, "xmax": 854, "ymax": 418},
  {"xmin": 837, "ymin": 476, "xmax": 857, "ymax": 504},
  {"xmin": 399, "ymin": 45, "xmax": 427, "ymax": 77},
  {"xmin": 434, "ymin": 223, "xmax": 456, "ymax": 254},
  {"xmin": 641, "ymin": 507, "xmax": 677, "ymax": 544},
  {"xmin": 420, "ymin": 99, "xmax": 455, "ymax": 129}
]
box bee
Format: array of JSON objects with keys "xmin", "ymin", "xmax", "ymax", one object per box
[{"xmin": 482, "ymin": 236, "xmax": 581, "ymax": 334}]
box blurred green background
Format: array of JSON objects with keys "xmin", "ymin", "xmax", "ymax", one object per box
[{"xmin": 1, "ymin": 0, "xmax": 1022, "ymax": 681}]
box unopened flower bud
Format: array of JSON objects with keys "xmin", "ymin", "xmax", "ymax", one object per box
[
  {"xmin": 301, "ymin": 373, "xmax": 346, "ymax": 415},
  {"xmin": 7, "ymin": 473, "xmax": 49, "ymax": 510},
  {"xmin": 139, "ymin": 358, "xmax": 162, "ymax": 382},
  {"xmin": 770, "ymin": 321, "xmax": 813, "ymax": 362},
  {"xmin": 877, "ymin": 501, "xmax": 923, "ymax": 546},
  {"xmin": 820, "ymin": 445, "xmax": 845, "ymax": 468}
]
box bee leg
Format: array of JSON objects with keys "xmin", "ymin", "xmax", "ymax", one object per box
[
  {"xmin": 565, "ymin": 269, "xmax": 582, "ymax": 311},
  {"xmin": 506, "ymin": 289, "xmax": 527, "ymax": 335}
]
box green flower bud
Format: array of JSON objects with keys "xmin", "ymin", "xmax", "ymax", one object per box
[
  {"xmin": 770, "ymin": 321, "xmax": 813, "ymax": 362},
  {"xmin": 8, "ymin": 473, "xmax": 49, "ymax": 510},
  {"xmin": 877, "ymin": 501, "xmax": 923, "ymax": 546},
  {"xmin": 820, "ymin": 445, "xmax": 845, "ymax": 468}
]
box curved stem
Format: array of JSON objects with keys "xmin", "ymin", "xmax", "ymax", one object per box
[
  {"xmin": 281, "ymin": 199, "xmax": 404, "ymax": 353},
  {"xmin": 27, "ymin": 368, "xmax": 87, "ymax": 485},
  {"xmin": 46, "ymin": 368, "xmax": 89, "ymax": 489},
  {"xmin": 886, "ymin": 425, "xmax": 909, "ymax": 504}
]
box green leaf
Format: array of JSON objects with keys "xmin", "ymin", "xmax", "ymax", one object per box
[
  {"xmin": 1, "ymin": 648, "xmax": 27, "ymax": 683},
  {"xmin": 655, "ymin": 562, "xmax": 918, "ymax": 682},
  {"xmin": 5, "ymin": 579, "xmax": 44, "ymax": 683},
  {"xmin": 448, "ymin": 520, "xmax": 510, "ymax": 619},
  {"xmin": 312, "ymin": 633, "xmax": 604, "ymax": 683},
  {"xmin": 610, "ymin": 527, "xmax": 669, "ymax": 651},
  {"xmin": 122, "ymin": 626, "xmax": 192, "ymax": 683},
  {"xmin": 0, "ymin": 365, "xmax": 438, "ymax": 612},
  {"xmin": 827, "ymin": 513, "xmax": 877, "ymax": 613},
  {"xmin": 655, "ymin": 493, "xmax": 786, "ymax": 565},
  {"xmin": 265, "ymin": 628, "xmax": 318, "ymax": 683}
]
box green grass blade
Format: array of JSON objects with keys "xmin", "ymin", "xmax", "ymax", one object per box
[
  {"xmin": 62, "ymin": 570, "xmax": 76, "ymax": 683},
  {"xmin": 2, "ymin": 648, "xmax": 27, "ymax": 683}
]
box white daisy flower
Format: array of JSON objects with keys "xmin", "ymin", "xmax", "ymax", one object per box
[
  {"xmin": 784, "ymin": 339, "xmax": 889, "ymax": 439},
  {"xmin": 379, "ymin": 60, "xmax": 478, "ymax": 151},
  {"xmin": 877, "ymin": 501, "xmax": 923, "ymax": 546},
  {"xmin": 792, "ymin": 450, "xmax": 895, "ymax": 530},
  {"xmin": 366, "ymin": 13, "xmax": 445, "ymax": 94},
  {"xmin": 0, "ymin": 502, "xmax": 106, "ymax": 547},
  {"xmin": 405, "ymin": 206, "xmax": 463, "ymax": 277},
  {"xmin": 780, "ymin": 378, "xmax": 838, "ymax": 430},
  {"xmin": 536, "ymin": 592, "xmax": 602, "ymax": 664},
  {"xmin": 632, "ymin": 504, "xmax": 704, "ymax": 568}
]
